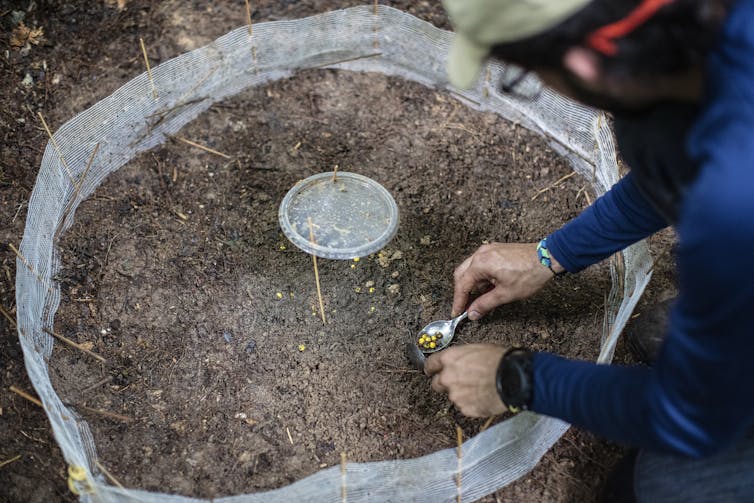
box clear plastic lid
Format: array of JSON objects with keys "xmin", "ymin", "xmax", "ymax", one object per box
[{"xmin": 278, "ymin": 172, "xmax": 399, "ymax": 259}]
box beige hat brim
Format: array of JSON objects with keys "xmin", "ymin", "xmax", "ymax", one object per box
[{"xmin": 447, "ymin": 33, "xmax": 489, "ymax": 90}]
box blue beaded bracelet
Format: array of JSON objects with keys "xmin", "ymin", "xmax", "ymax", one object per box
[{"xmin": 536, "ymin": 238, "xmax": 562, "ymax": 276}]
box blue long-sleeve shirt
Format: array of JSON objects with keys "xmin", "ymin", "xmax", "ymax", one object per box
[{"xmin": 531, "ymin": 0, "xmax": 754, "ymax": 457}]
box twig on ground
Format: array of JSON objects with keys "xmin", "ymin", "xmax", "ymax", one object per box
[
  {"xmin": 77, "ymin": 405, "xmax": 132, "ymax": 423},
  {"xmin": 95, "ymin": 460, "xmax": 125, "ymax": 489},
  {"xmin": 428, "ymin": 104, "xmax": 459, "ymax": 136},
  {"xmin": 42, "ymin": 327, "xmax": 106, "ymax": 363},
  {"xmin": 531, "ymin": 171, "xmax": 577, "ymax": 201},
  {"xmin": 37, "ymin": 112, "xmax": 75, "ymax": 183},
  {"xmin": 9, "ymin": 386, "xmax": 42, "ymax": 407},
  {"xmin": 377, "ymin": 367, "xmax": 419, "ymax": 374},
  {"xmin": 308, "ymin": 217, "xmax": 326, "ymax": 324},
  {"xmin": 0, "ymin": 304, "xmax": 16, "ymax": 328},
  {"xmin": 139, "ymin": 37, "xmax": 158, "ymax": 99},
  {"xmin": 332, "ymin": 164, "xmax": 339, "ymax": 183},
  {"xmin": 286, "ymin": 427, "xmax": 294, "ymax": 444},
  {"xmin": 173, "ymin": 135, "xmax": 231, "ymax": 159},
  {"xmin": 82, "ymin": 376, "xmax": 113, "ymax": 394},
  {"xmin": 0, "ymin": 455, "xmax": 21, "ymax": 470}
]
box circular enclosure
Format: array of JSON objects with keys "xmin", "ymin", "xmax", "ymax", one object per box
[
  {"xmin": 15, "ymin": 6, "xmax": 652, "ymax": 503},
  {"xmin": 278, "ymin": 171, "xmax": 399, "ymax": 259}
]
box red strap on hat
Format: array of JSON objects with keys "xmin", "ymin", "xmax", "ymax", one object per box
[{"xmin": 587, "ymin": 0, "xmax": 675, "ymax": 56}]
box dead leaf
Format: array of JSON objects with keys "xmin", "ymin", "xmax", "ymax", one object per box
[{"xmin": 10, "ymin": 22, "xmax": 44, "ymax": 50}]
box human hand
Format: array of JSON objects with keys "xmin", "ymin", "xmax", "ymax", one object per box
[
  {"xmin": 452, "ymin": 242, "xmax": 562, "ymax": 320},
  {"xmin": 424, "ymin": 344, "xmax": 507, "ymax": 417}
]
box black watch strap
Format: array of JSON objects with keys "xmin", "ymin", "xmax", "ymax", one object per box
[{"xmin": 495, "ymin": 348, "xmax": 534, "ymax": 412}]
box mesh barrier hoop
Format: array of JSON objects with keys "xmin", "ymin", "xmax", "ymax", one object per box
[{"xmin": 15, "ymin": 6, "xmax": 652, "ymax": 502}]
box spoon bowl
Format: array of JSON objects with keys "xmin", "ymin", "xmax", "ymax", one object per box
[{"xmin": 417, "ymin": 311, "xmax": 468, "ymax": 354}]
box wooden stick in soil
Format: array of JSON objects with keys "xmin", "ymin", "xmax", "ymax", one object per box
[
  {"xmin": 372, "ymin": 0, "xmax": 379, "ymax": 49},
  {"xmin": 7, "ymin": 243, "xmax": 51, "ymax": 292},
  {"xmin": 307, "ymin": 217, "xmax": 326, "ymax": 324},
  {"xmin": 37, "ymin": 112, "xmax": 75, "ymax": 183},
  {"xmin": 0, "ymin": 455, "xmax": 21, "ymax": 470},
  {"xmin": 331, "ymin": 164, "xmax": 339, "ymax": 183},
  {"xmin": 480, "ymin": 415, "xmax": 496, "ymax": 433},
  {"xmin": 9, "ymin": 386, "xmax": 42, "ymax": 407},
  {"xmin": 42, "ymin": 327, "xmax": 106, "ymax": 363},
  {"xmin": 340, "ymin": 452, "xmax": 347, "ymax": 503},
  {"xmin": 95, "ymin": 460, "xmax": 125, "ymax": 489},
  {"xmin": 456, "ymin": 425, "xmax": 463, "ymax": 503},
  {"xmin": 139, "ymin": 37, "xmax": 158, "ymax": 99},
  {"xmin": 244, "ymin": 0, "xmax": 259, "ymax": 71},
  {"xmin": 173, "ymin": 135, "xmax": 231, "ymax": 159},
  {"xmin": 244, "ymin": 0, "xmax": 253, "ymax": 36},
  {"xmin": 56, "ymin": 143, "xmax": 100, "ymax": 240}
]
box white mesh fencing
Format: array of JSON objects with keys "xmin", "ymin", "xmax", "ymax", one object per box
[{"xmin": 15, "ymin": 6, "xmax": 652, "ymax": 502}]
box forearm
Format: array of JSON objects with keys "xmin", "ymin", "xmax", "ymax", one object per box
[
  {"xmin": 530, "ymin": 348, "xmax": 753, "ymax": 457},
  {"xmin": 547, "ymin": 173, "xmax": 668, "ymax": 273}
]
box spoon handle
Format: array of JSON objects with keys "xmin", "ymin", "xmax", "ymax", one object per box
[{"xmin": 452, "ymin": 311, "xmax": 468, "ymax": 327}]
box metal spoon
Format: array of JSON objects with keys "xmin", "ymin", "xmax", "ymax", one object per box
[{"xmin": 416, "ymin": 311, "xmax": 468, "ymax": 354}]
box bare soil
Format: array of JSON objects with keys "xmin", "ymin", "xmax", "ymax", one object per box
[{"xmin": 0, "ymin": 2, "xmax": 677, "ymax": 502}]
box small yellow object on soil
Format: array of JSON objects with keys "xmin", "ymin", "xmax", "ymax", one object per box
[
  {"xmin": 369, "ymin": 306, "xmax": 376, "ymax": 312},
  {"xmin": 275, "ymin": 292, "xmax": 283, "ymax": 299},
  {"xmin": 298, "ymin": 344, "xmax": 306, "ymax": 352},
  {"xmin": 279, "ymin": 244, "xmax": 286, "ymax": 250},
  {"xmin": 350, "ymin": 264, "xmax": 356, "ymax": 269},
  {"xmin": 368, "ymin": 287, "xmax": 375, "ymax": 294},
  {"xmin": 353, "ymin": 257, "xmax": 360, "ymax": 262},
  {"xmin": 354, "ymin": 287, "xmax": 362, "ymax": 293}
]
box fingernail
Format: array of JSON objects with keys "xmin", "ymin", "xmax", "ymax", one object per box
[{"xmin": 469, "ymin": 310, "xmax": 481, "ymax": 321}]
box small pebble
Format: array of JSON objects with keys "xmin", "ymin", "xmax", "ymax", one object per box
[{"xmin": 245, "ymin": 340, "xmax": 257, "ymax": 354}]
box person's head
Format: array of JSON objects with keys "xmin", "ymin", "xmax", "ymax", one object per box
[{"xmin": 442, "ymin": 0, "xmax": 731, "ymax": 111}]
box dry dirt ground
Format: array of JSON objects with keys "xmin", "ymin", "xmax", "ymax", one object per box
[{"xmin": 0, "ymin": 1, "xmax": 677, "ymax": 502}]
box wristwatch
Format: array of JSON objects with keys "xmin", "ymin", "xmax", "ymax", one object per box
[{"xmin": 495, "ymin": 348, "xmax": 534, "ymax": 413}]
